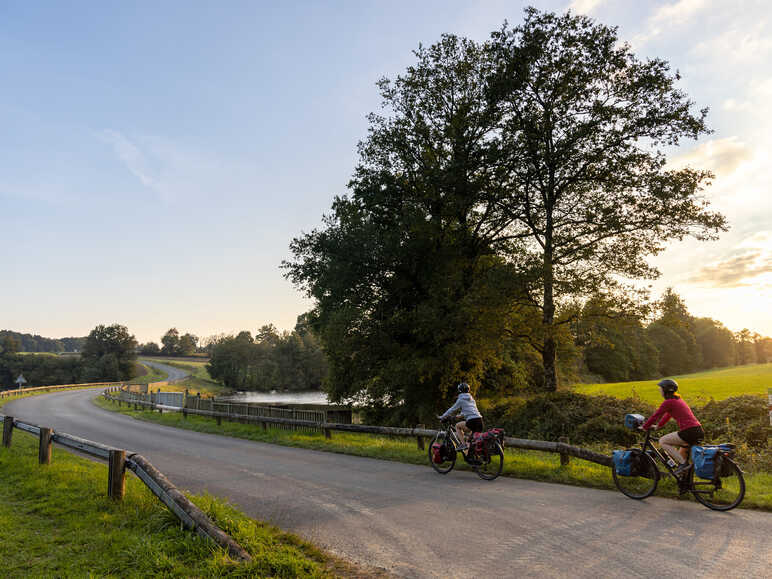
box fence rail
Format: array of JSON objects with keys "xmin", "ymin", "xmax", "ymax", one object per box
[
  {"xmin": 1, "ymin": 382, "xmax": 122, "ymax": 398},
  {"xmin": 105, "ymin": 387, "xmax": 613, "ymax": 468}
]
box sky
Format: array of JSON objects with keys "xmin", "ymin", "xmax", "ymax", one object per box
[{"xmin": 1, "ymin": 0, "xmax": 771, "ymax": 344}]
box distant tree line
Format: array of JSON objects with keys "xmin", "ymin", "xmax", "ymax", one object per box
[
  {"xmin": 0, "ymin": 330, "xmax": 85, "ymax": 353},
  {"xmin": 206, "ymin": 319, "xmax": 328, "ymax": 392},
  {"xmin": 138, "ymin": 328, "xmax": 200, "ymax": 357},
  {"xmin": 576, "ymin": 289, "xmax": 772, "ymax": 383},
  {"xmin": 0, "ymin": 324, "xmax": 137, "ymax": 389}
]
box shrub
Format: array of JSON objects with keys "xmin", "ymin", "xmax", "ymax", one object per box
[{"xmin": 484, "ymin": 391, "xmax": 655, "ymax": 446}]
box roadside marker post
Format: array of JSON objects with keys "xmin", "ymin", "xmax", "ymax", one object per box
[{"xmin": 768, "ymin": 388, "xmax": 771, "ymax": 426}]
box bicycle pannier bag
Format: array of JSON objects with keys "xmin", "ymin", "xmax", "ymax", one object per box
[
  {"xmin": 431, "ymin": 441, "xmax": 443, "ymax": 464},
  {"xmin": 716, "ymin": 443, "xmax": 737, "ymax": 477},
  {"xmin": 691, "ymin": 445, "xmax": 721, "ymax": 479},
  {"xmin": 612, "ymin": 450, "xmax": 639, "ymax": 476},
  {"xmin": 624, "ymin": 414, "xmax": 645, "ymax": 430}
]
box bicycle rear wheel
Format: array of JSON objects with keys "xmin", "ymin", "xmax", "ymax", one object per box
[
  {"xmin": 690, "ymin": 458, "xmax": 745, "ymax": 511},
  {"xmin": 474, "ymin": 441, "xmax": 504, "ymax": 481},
  {"xmin": 428, "ymin": 433, "xmax": 456, "ymax": 474},
  {"xmin": 612, "ymin": 449, "xmax": 659, "ymax": 499}
]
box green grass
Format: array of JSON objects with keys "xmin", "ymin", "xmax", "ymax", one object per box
[
  {"xmin": 131, "ymin": 362, "xmax": 168, "ymax": 384},
  {"xmin": 95, "ymin": 397, "xmax": 772, "ymax": 511},
  {"xmin": 0, "ymin": 391, "xmax": 379, "ymax": 577},
  {"xmin": 137, "ymin": 357, "xmax": 229, "ymax": 396},
  {"xmin": 574, "ymin": 363, "xmax": 772, "ymax": 405},
  {"xmin": 0, "ymin": 431, "xmax": 345, "ymax": 577}
]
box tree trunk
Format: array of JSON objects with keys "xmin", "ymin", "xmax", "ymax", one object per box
[{"xmin": 542, "ymin": 199, "xmax": 558, "ymax": 392}]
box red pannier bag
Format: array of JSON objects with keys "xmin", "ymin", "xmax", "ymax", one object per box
[{"xmin": 431, "ymin": 441, "xmax": 444, "ymax": 463}]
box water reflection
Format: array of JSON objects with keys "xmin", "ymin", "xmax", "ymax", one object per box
[{"xmin": 218, "ymin": 391, "xmax": 330, "ymax": 404}]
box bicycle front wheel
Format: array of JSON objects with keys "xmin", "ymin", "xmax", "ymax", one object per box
[
  {"xmin": 690, "ymin": 458, "xmax": 745, "ymax": 511},
  {"xmin": 428, "ymin": 434, "xmax": 456, "ymax": 474},
  {"xmin": 612, "ymin": 449, "xmax": 659, "ymax": 499},
  {"xmin": 474, "ymin": 441, "xmax": 504, "ymax": 481}
]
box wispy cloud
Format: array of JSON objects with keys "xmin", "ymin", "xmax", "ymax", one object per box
[
  {"xmin": 631, "ymin": 0, "xmax": 708, "ymax": 47},
  {"xmin": 667, "ymin": 136, "xmax": 752, "ymax": 176},
  {"xmin": 687, "ymin": 232, "xmax": 772, "ymax": 287},
  {"xmin": 99, "ymin": 129, "xmax": 163, "ymax": 193},
  {"xmin": 99, "ymin": 130, "xmax": 266, "ymax": 203},
  {"xmin": 566, "ymin": 0, "xmax": 609, "ymax": 15}
]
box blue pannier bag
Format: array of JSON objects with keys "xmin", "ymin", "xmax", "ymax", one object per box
[
  {"xmin": 613, "ymin": 450, "xmax": 638, "ymax": 476},
  {"xmin": 691, "ymin": 446, "xmax": 721, "ymax": 479},
  {"xmin": 624, "ymin": 414, "xmax": 645, "ymax": 430}
]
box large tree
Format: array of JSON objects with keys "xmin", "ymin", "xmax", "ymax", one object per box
[
  {"xmin": 81, "ymin": 324, "xmax": 137, "ymax": 381},
  {"xmin": 284, "ymin": 35, "xmax": 528, "ymax": 420},
  {"xmin": 488, "ymin": 9, "xmax": 727, "ymax": 389},
  {"xmin": 285, "ymin": 8, "xmax": 728, "ymax": 410}
]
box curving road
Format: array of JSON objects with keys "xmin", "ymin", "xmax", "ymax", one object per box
[
  {"xmin": 4, "ymin": 388, "xmax": 771, "ymax": 578},
  {"xmin": 139, "ymin": 359, "xmax": 190, "ymax": 383}
]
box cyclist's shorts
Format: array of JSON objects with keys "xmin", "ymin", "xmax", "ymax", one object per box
[
  {"xmin": 466, "ymin": 417, "xmax": 484, "ymax": 432},
  {"xmin": 679, "ymin": 425, "xmax": 704, "ymax": 445}
]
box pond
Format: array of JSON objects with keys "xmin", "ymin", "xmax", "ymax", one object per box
[{"xmin": 218, "ymin": 391, "xmax": 330, "ymax": 405}]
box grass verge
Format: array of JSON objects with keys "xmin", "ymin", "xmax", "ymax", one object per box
[
  {"xmin": 1, "ymin": 393, "xmax": 380, "ymax": 577},
  {"xmin": 0, "ymin": 430, "xmax": 347, "ymax": 577},
  {"xmin": 95, "ymin": 397, "xmax": 772, "ymax": 511},
  {"xmin": 575, "ymin": 362, "xmax": 772, "ymax": 405}
]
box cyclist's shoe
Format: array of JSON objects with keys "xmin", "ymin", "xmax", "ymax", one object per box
[
  {"xmin": 456, "ymin": 443, "xmax": 468, "ymax": 452},
  {"xmin": 673, "ymin": 463, "xmax": 691, "ymax": 477}
]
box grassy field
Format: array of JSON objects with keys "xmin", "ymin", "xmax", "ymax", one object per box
[
  {"xmin": 574, "ymin": 363, "xmax": 772, "ymax": 405},
  {"xmin": 137, "ymin": 357, "xmax": 229, "ymax": 396},
  {"xmin": 0, "ymin": 393, "xmax": 377, "ymax": 577},
  {"xmin": 95, "ymin": 397, "xmax": 772, "ymax": 511}
]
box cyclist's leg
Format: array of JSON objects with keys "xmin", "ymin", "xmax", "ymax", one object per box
[
  {"xmin": 659, "ymin": 431, "xmax": 689, "ymax": 464},
  {"xmin": 455, "ymin": 421, "xmax": 469, "ymax": 448}
]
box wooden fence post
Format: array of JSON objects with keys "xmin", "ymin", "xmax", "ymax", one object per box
[
  {"xmin": 558, "ymin": 437, "xmax": 570, "ymax": 466},
  {"xmin": 416, "ymin": 424, "xmax": 425, "ymax": 450},
  {"xmin": 2, "ymin": 417, "xmax": 14, "ymax": 448},
  {"xmin": 324, "ymin": 428, "xmax": 332, "ymax": 440},
  {"xmin": 38, "ymin": 427, "xmax": 53, "ymax": 465},
  {"xmin": 108, "ymin": 449, "xmax": 126, "ymax": 500}
]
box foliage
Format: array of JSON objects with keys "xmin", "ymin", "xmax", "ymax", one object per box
[
  {"xmin": 207, "ymin": 322, "xmax": 328, "ymax": 392},
  {"xmin": 0, "ymin": 330, "xmax": 85, "ymax": 353},
  {"xmin": 138, "ymin": 341, "xmax": 161, "ymax": 355},
  {"xmin": 0, "ymin": 353, "xmax": 83, "ymax": 389},
  {"xmin": 285, "ymin": 8, "xmax": 727, "ymax": 415},
  {"xmin": 486, "ymin": 10, "xmax": 726, "ymax": 390},
  {"xmin": 80, "ymin": 324, "xmax": 138, "ymax": 382},
  {"xmin": 576, "ymin": 288, "xmax": 771, "ymax": 383},
  {"xmin": 484, "ymin": 391, "xmax": 654, "ymax": 446}
]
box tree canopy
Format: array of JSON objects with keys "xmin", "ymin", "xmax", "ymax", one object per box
[
  {"xmin": 285, "ymin": 8, "xmax": 728, "ymax": 419},
  {"xmin": 80, "ymin": 324, "xmax": 137, "ymax": 382}
]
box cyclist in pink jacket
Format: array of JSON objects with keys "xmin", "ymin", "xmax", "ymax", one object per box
[{"xmin": 640, "ymin": 379, "xmax": 704, "ymax": 476}]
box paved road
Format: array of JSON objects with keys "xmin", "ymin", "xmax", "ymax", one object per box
[
  {"xmin": 5, "ymin": 389, "xmax": 771, "ymax": 578},
  {"xmin": 139, "ymin": 359, "xmax": 190, "ymax": 383}
]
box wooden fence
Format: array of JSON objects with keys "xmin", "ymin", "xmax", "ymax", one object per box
[
  {"xmin": 105, "ymin": 387, "xmax": 612, "ymax": 468},
  {"xmin": 0, "ymin": 387, "xmax": 250, "ymax": 562}
]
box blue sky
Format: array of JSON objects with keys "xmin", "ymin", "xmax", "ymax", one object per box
[{"xmin": 2, "ymin": 0, "xmax": 771, "ymax": 343}]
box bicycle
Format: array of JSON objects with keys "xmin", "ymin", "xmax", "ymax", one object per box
[
  {"xmin": 428, "ymin": 418, "xmax": 504, "ymax": 481},
  {"xmin": 612, "ymin": 418, "xmax": 745, "ymax": 511}
]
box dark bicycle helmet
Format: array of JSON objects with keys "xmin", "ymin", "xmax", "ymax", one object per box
[
  {"xmin": 457, "ymin": 382, "xmax": 470, "ymax": 394},
  {"xmin": 657, "ymin": 379, "xmax": 678, "ymax": 394}
]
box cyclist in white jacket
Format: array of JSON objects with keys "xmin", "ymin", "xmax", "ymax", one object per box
[{"xmin": 438, "ymin": 382, "xmax": 484, "ymax": 451}]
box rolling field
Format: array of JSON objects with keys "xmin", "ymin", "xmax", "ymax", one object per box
[{"xmin": 575, "ymin": 363, "xmax": 772, "ymax": 404}]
